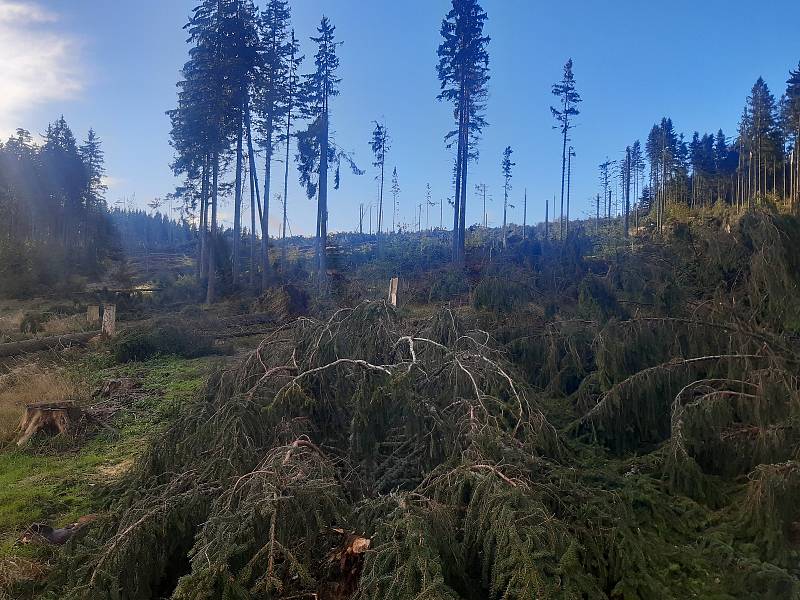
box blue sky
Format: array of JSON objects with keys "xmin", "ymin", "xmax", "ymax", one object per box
[{"xmin": 2, "ymin": 0, "xmax": 799, "ymax": 235}]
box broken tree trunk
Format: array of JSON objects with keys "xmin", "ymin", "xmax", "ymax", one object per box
[
  {"xmin": 388, "ymin": 277, "xmax": 399, "ymax": 307},
  {"xmin": 17, "ymin": 401, "xmax": 83, "ymax": 446}
]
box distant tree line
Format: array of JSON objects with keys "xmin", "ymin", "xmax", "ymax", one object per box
[
  {"xmin": 0, "ymin": 118, "xmax": 115, "ymax": 297},
  {"xmin": 601, "ymin": 64, "xmax": 800, "ymax": 236},
  {"xmin": 110, "ymin": 209, "xmax": 195, "ymax": 255}
]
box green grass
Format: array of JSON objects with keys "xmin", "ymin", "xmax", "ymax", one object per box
[{"xmin": 0, "ymin": 353, "xmax": 219, "ymax": 561}]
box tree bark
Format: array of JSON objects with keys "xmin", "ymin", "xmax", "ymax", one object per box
[
  {"xmin": 0, "ymin": 332, "xmax": 96, "ymax": 359},
  {"xmin": 452, "ymin": 89, "xmax": 465, "ymax": 262},
  {"xmin": 262, "ymin": 124, "xmax": 273, "ymax": 290},
  {"xmin": 458, "ymin": 91, "xmax": 469, "ymax": 262},
  {"xmin": 282, "ymin": 100, "xmax": 292, "ymax": 265},
  {"xmin": 559, "ymin": 118, "xmax": 568, "ymax": 241},
  {"xmin": 245, "ymin": 100, "xmax": 261, "ymax": 289},
  {"xmin": 318, "ymin": 110, "xmax": 329, "ymax": 281},
  {"xmin": 199, "ymin": 153, "xmax": 209, "ymax": 278},
  {"xmin": 206, "ymin": 152, "xmax": 219, "ymax": 304},
  {"xmin": 233, "ymin": 107, "xmax": 244, "ymax": 288}
]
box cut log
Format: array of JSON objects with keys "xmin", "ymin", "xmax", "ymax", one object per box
[
  {"xmin": 17, "ymin": 401, "xmax": 83, "ymax": 446},
  {"xmin": 0, "ymin": 332, "xmax": 97, "ymax": 359}
]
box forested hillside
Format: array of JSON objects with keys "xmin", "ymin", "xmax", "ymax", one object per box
[{"xmin": 0, "ymin": 122, "xmax": 113, "ymax": 296}]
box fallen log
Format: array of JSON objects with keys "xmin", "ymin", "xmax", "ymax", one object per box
[{"xmin": 0, "ymin": 332, "xmax": 97, "ymax": 359}]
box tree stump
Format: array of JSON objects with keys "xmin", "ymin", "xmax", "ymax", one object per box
[
  {"xmin": 102, "ymin": 304, "xmax": 116, "ymax": 338},
  {"xmin": 17, "ymin": 402, "xmax": 83, "ymax": 446},
  {"xmin": 388, "ymin": 277, "xmax": 399, "ymax": 307},
  {"xmin": 86, "ymin": 305, "xmax": 100, "ymax": 326}
]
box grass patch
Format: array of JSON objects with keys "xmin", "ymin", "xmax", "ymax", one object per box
[
  {"xmin": 111, "ymin": 322, "xmax": 218, "ymax": 363},
  {"xmin": 0, "ymin": 354, "xmax": 218, "ymax": 564},
  {"xmin": 0, "ymin": 365, "xmax": 86, "ymax": 444}
]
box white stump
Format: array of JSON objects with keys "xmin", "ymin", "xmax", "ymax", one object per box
[{"xmin": 102, "ymin": 304, "xmax": 117, "ymax": 338}]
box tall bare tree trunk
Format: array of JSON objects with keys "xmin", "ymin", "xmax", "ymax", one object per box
[
  {"xmin": 452, "ymin": 94, "xmax": 464, "ymax": 262},
  {"xmin": 282, "ymin": 109, "xmax": 291, "ymax": 265},
  {"xmin": 458, "ymin": 92, "xmax": 469, "ymax": 262},
  {"xmin": 245, "ymin": 100, "xmax": 262, "ymax": 288},
  {"xmin": 249, "ymin": 160, "xmax": 256, "ymax": 288},
  {"xmin": 318, "ymin": 109, "xmax": 329, "ymax": 281},
  {"xmin": 545, "ymin": 197, "xmax": 550, "ymax": 239},
  {"xmin": 566, "ymin": 148, "xmax": 573, "ymax": 236},
  {"xmin": 199, "ymin": 153, "xmax": 209, "ymax": 277},
  {"xmin": 559, "ymin": 117, "xmax": 568, "ymax": 240},
  {"xmin": 261, "ymin": 127, "xmax": 273, "ymax": 290},
  {"xmin": 233, "ymin": 108, "xmax": 244, "ymax": 288},
  {"xmin": 624, "ymin": 147, "xmax": 631, "ymax": 238},
  {"xmin": 523, "ymin": 188, "xmax": 527, "ymax": 240},
  {"xmin": 206, "ymin": 152, "xmax": 219, "ymax": 304}
]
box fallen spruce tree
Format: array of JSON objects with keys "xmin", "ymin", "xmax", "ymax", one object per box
[
  {"xmin": 36, "ymin": 294, "xmax": 799, "ymax": 599},
  {"xmin": 21, "ymin": 211, "xmax": 800, "ymax": 599}
]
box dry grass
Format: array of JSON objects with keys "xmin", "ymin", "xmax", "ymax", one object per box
[
  {"xmin": 0, "ymin": 310, "xmax": 24, "ymax": 338},
  {"xmin": 0, "ymin": 556, "xmax": 48, "ymax": 598},
  {"xmin": 0, "ymin": 364, "xmax": 86, "ymax": 443},
  {"xmin": 43, "ymin": 314, "xmax": 88, "ymax": 336}
]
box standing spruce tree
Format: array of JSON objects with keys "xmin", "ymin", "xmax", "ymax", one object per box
[
  {"xmin": 230, "ymin": 0, "xmax": 258, "ymax": 289},
  {"xmin": 437, "ymin": 0, "xmax": 490, "ymax": 263},
  {"xmin": 391, "ymin": 167, "xmax": 400, "ymax": 233},
  {"xmin": 566, "ymin": 145, "xmax": 575, "ymax": 234},
  {"xmin": 599, "ymin": 158, "xmax": 613, "ymax": 220},
  {"xmin": 630, "ymin": 140, "xmax": 644, "ymax": 212},
  {"xmin": 786, "ymin": 63, "xmax": 800, "ymax": 209},
  {"xmin": 171, "ymin": 0, "xmax": 256, "ymax": 303},
  {"xmin": 79, "ymin": 129, "xmax": 107, "ymax": 209},
  {"xmin": 297, "ymin": 17, "xmax": 361, "ymax": 280},
  {"xmin": 255, "ymin": 0, "xmax": 298, "ymax": 288},
  {"xmin": 624, "ymin": 146, "xmax": 631, "ymax": 237},
  {"xmin": 426, "ymin": 184, "xmax": 435, "ymax": 230},
  {"xmin": 501, "ymin": 146, "xmax": 514, "ymax": 248},
  {"xmin": 168, "ymin": 39, "xmax": 212, "ymax": 282},
  {"xmin": 741, "ymin": 78, "xmax": 782, "ymax": 201},
  {"xmin": 280, "ymin": 30, "xmax": 302, "ymax": 264},
  {"xmin": 551, "ymin": 58, "xmax": 581, "ymax": 240},
  {"xmin": 370, "ymin": 121, "xmax": 390, "ymax": 236},
  {"xmin": 298, "ymin": 17, "xmax": 340, "ymax": 280},
  {"xmin": 78, "ymin": 129, "xmax": 110, "ymax": 258}
]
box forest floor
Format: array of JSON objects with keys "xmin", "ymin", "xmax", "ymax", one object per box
[
  {"xmin": 2, "ymin": 206, "xmax": 800, "ymax": 599},
  {"xmin": 0, "ymin": 351, "xmax": 219, "ymax": 591}
]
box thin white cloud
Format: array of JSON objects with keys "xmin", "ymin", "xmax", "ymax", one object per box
[
  {"xmin": 0, "ymin": 1, "xmax": 83, "ymax": 137},
  {"xmin": 0, "ymin": 1, "xmax": 55, "ymax": 23}
]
